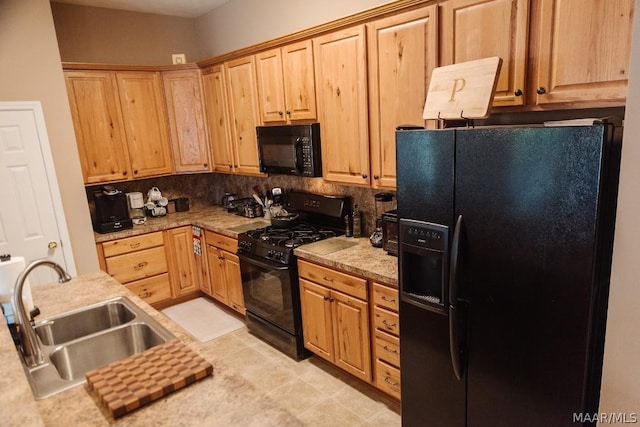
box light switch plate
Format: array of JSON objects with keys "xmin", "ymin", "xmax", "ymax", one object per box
[{"xmin": 172, "ymin": 54, "xmax": 186, "ymax": 64}]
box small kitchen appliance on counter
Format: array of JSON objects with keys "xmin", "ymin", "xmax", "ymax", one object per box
[
  {"xmin": 93, "ymin": 186, "xmax": 132, "ymax": 234},
  {"xmin": 369, "ymin": 192, "xmax": 395, "ymax": 248},
  {"xmin": 382, "ymin": 209, "xmax": 398, "ymax": 256},
  {"xmin": 126, "ymin": 192, "xmax": 146, "ymax": 224}
]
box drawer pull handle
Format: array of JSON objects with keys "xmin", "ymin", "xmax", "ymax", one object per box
[
  {"xmin": 381, "ymin": 296, "xmax": 396, "ymax": 303},
  {"xmin": 133, "ymin": 262, "xmax": 148, "ymax": 271},
  {"xmin": 384, "ymin": 377, "xmax": 399, "ymax": 387},
  {"xmin": 139, "ymin": 290, "xmax": 150, "ymax": 298},
  {"xmin": 383, "ymin": 345, "xmax": 398, "ymax": 354},
  {"xmin": 322, "ymin": 276, "xmax": 334, "ymax": 282},
  {"xmin": 383, "ymin": 320, "xmax": 397, "ymax": 328},
  {"xmin": 129, "ymin": 242, "xmax": 141, "ymax": 249}
]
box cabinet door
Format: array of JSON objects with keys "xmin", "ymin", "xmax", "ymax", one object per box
[
  {"xmin": 367, "ymin": 6, "xmax": 437, "ymax": 189},
  {"xmin": 115, "ymin": 71, "xmax": 174, "ymax": 178},
  {"xmin": 225, "ymin": 56, "xmax": 263, "ymax": 176},
  {"xmin": 282, "ymin": 40, "xmax": 317, "ymax": 121},
  {"xmin": 202, "ymin": 65, "xmax": 234, "ymax": 173},
  {"xmin": 162, "ymin": 69, "xmax": 210, "ymax": 173},
  {"xmin": 314, "ymin": 26, "xmax": 370, "ymax": 185},
  {"xmin": 206, "ymin": 244, "xmax": 228, "ymax": 304},
  {"xmin": 300, "ymin": 278, "xmax": 334, "ymax": 362},
  {"xmin": 532, "ymin": 0, "xmax": 633, "ymax": 105},
  {"xmin": 331, "ymin": 289, "xmax": 371, "ymax": 381},
  {"xmin": 441, "ymin": 0, "xmax": 529, "ymax": 107},
  {"xmin": 165, "ymin": 226, "xmax": 198, "ymax": 297},
  {"xmin": 222, "ymin": 251, "xmax": 245, "ymax": 314},
  {"xmin": 256, "ymin": 48, "xmax": 287, "ymax": 123},
  {"xmin": 64, "ymin": 71, "xmax": 131, "ymax": 184}
]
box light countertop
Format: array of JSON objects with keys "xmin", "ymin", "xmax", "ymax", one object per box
[{"xmin": 0, "ymin": 272, "xmax": 300, "ymax": 426}]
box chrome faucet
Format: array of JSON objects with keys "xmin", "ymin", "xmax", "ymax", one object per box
[{"xmin": 12, "ymin": 259, "xmax": 71, "ymax": 367}]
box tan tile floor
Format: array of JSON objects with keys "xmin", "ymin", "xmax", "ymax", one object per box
[{"xmin": 200, "ymin": 326, "xmax": 402, "ymax": 426}]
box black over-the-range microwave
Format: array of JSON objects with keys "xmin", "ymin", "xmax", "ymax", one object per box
[{"xmin": 256, "ymin": 123, "xmax": 322, "ymax": 177}]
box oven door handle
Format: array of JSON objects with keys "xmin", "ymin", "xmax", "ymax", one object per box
[{"xmin": 237, "ymin": 252, "xmax": 291, "ymax": 271}]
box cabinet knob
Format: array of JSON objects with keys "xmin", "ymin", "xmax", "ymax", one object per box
[
  {"xmin": 362, "ymin": 174, "xmax": 368, "ymax": 179},
  {"xmin": 514, "ymin": 89, "xmax": 523, "ymax": 96},
  {"xmin": 286, "ymin": 110, "xmax": 291, "ymax": 116},
  {"xmin": 122, "ymin": 171, "xmax": 128, "ymax": 176},
  {"xmin": 204, "ymin": 163, "xmax": 208, "ymax": 167},
  {"xmin": 373, "ymin": 175, "xmax": 379, "ymax": 180},
  {"xmin": 228, "ymin": 164, "xmax": 233, "ymax": 169},
  {"xmin": 278, "ymin": 111, "xmax": 283, "ymax": 116},
  {"xmin": 133, "ymin": 169, "xmax": 138, "ymax": 174},
  {"xmin": 48, "ymin": 241, "xmax": 58, "ymax": 250},
  {"xmin": 536, "ymin": 87, "xmax": 546, "ymax": 95}
]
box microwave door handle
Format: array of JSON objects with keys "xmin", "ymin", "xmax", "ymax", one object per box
[{"xmin": 294, "ymin": 137, "xmax": 304, "ymax": 173}]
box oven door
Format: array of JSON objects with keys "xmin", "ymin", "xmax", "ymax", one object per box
[{"xmin": 238, "ymin": 252, "xmax": 296, "ymax": 335}]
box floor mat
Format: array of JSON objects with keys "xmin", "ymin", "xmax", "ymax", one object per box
[{"xmin": 162, "ymin": 298, "xmax": 245, "ymax": 342}]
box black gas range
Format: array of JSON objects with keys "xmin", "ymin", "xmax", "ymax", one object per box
[{"xmin": 237, "ymin": 191, "xmax": 350, "ymax": 360}]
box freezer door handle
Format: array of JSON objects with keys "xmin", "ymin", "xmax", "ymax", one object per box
[
  {"xmin": 449, "ymin": 214, "xmax": 466, "ymax": 380},
  {"xmin": 449, "ymin": 214, "xmax": 463, "ymax": 304}
]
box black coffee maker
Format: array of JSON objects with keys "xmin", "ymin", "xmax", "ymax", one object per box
[{"xmin": 93, "ymin": 185, "xmax": 133, "ymax": 233}]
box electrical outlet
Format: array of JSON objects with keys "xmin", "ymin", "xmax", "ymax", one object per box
[{"xmin": 172, "ymin": 54, "xmax": 186, "ymax": 64}]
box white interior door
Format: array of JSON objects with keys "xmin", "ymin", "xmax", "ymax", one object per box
[{"xmin": 0, "ymin": 102, "xmax": 76, "ymax": 285}]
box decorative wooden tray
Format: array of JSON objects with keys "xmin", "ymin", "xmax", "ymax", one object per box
[{"xmin": 85, "ymin": 339, "xmax": 213, "ymax": 418}]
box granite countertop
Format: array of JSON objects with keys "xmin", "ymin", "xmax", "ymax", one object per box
[
  {"xmin": 94, "ymin": 206, "xmax": 398, "ymax": 287},
  {"xmin": 294, "ymin": 236, "xmax": 398, "ymax": 287},
  {"xmin": 93, "ymin": 206, "xmax": 270, "ymax": 243},
  {"xmin": 0, "ymin": 272, "xmax": 299, "ymax": 426}
]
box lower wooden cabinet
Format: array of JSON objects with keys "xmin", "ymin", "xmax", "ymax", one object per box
[
  {"xmin": 204, "ymin": 230, "xmax": 245, "ymax": 314},
  {"xmin": 100, "ymin": 231, "xmax": 172, "ymax": 306},
  {"xmin": 298, "ymin": 260, "xmax": 371, "ymax": 382},
  {"xmin": 371, "ymin": 281, "xmax": 401, "ymax": 399},
  {"xmin": 164, "ymin": 226, "xmax": 200, "ymax": 298},
  {"xmin": 98, "ymin": 227, "xmax": 202, "ymax": 307}
]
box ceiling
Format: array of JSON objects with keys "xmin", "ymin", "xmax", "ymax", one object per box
[{"xmin": 51, "ymin": 0, "xmax": 232, "ymax": 18}]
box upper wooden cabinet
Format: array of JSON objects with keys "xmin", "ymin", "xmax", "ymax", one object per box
[
  {"xmin": 256, "ymin": 40, "xmax": 317, "ymax": 123},
  {"xmin": 115, "ymin": 72, "xmax": 174, "ymax": 178},
  {"xmin": 162, "ymin": 69, "xmax": 210, "ymax": 173},
  {"xmin": 202, "ymin": 65, "xmax": 234, "ymax": 173},
  {"xmin": 530, "ymin": 0, "xmax": 633, "ymax": 106},
  {"xmin": 367, "ymin": 6, "xmax": 438, "ymax": 189},
  {"xmin": 314, "ymin": 25, "xmax": 370, "ymax": 186},
  {"xmin": 225, "ymin": 56, "xmax": 264, "ymax": 176},
  {"xmin": 64, "ymin": 71, "xmax": 131, "ymax": 184},
  {"xmin": 440, "ymin": 0, "xmax": 530, "ymax": 107}
]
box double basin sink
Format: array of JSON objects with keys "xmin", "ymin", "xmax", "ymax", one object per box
[{"xmin": 21, "ymin": 296, "xmax": 176, "ymax": 399}]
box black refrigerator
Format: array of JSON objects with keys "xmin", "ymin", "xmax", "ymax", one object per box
[{"xmin": 396, "ymin": 123, "xmax": 621, "ymax": 426}]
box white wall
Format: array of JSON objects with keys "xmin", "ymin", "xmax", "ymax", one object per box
[
  {"xmin": 598, "ymin": 0, "xmax": 640, "ymax": 417},
  {"xmin": 0, "ymin": 0, "xmax": 99, "ymax": 274},
  {"xmin": 195, "ymin": 0, "xmax": 394, "ymax": 57}
]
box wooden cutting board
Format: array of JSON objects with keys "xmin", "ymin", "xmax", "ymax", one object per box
[
  {"xmin": 423, "ymin": 56, "xmax": 502, "ymax": 120},
  {"xmin": 85, "ymin": 339, "xmax": 213, "ymax": 418}
]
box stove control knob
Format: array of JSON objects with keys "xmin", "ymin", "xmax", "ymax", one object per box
[{"xmin": 273, "ymin": 251, "xmax": 282, "ymax": 260}]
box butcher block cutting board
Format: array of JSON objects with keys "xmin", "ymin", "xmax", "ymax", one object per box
[
  {"xmin": 85, "ymin": 339, "xmax": 213, "ymax": 418},
  {"xmin": 423, "ymin": 56, "xmax": 502, "ymax": 120}
]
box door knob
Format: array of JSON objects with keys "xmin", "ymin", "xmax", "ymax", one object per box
[{"xmin": 48, "ymin": 241, "xmax": 58, "ymax": 250}]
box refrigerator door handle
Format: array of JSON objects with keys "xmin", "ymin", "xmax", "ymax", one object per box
[{"xmin": 449, "ymin": 214, "xmax": 466, "ymax": 380}]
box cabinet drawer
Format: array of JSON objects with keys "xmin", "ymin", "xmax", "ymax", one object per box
[
  {"xmin": 375, "ymin": 329, "xmax": 400, "ymax": 367},
  {"xmin": 372, "ymin": 282, "xmax": 398, "ymax": 312},
  {"xmin": 298, "ymin": 260, "xmax": 367, "ymax": 300},
  {"xmin": 125, "ymin": 273, "xmax": 172, "ymax": 305},
  {"xmin": 105, "ymin": 246, "xmax": 168, "ymax": 283},
  {"xmin": 375, "ymin": 359, "xmax": 401, "ymax": 400},
  {"xmin": 102, "ymin": 232, "xmax": 164, "ymax": 257},
  {"xmin": 374, "ymin": 306, "xmax": 399, "ymax": 336},
  {"xmin": 205, "ymin": 230, "xmax": 238, "ymax": 253}
]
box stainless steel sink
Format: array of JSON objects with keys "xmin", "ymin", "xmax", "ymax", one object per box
[
  {"xmin": 50, "ymin": 323, "xmax": 167, "ymax": 380},
  {"xmin": 20, "ymin": 296, "xmax": 176, "ymax": 399},
  {"xmin": 34, "ymin": 300, "xmax": 136, "ymax": 345}
]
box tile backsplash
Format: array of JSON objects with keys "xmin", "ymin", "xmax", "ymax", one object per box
[{"xmin": 86, "ymin": 173, "xmax": 396, "ymax": 236}]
